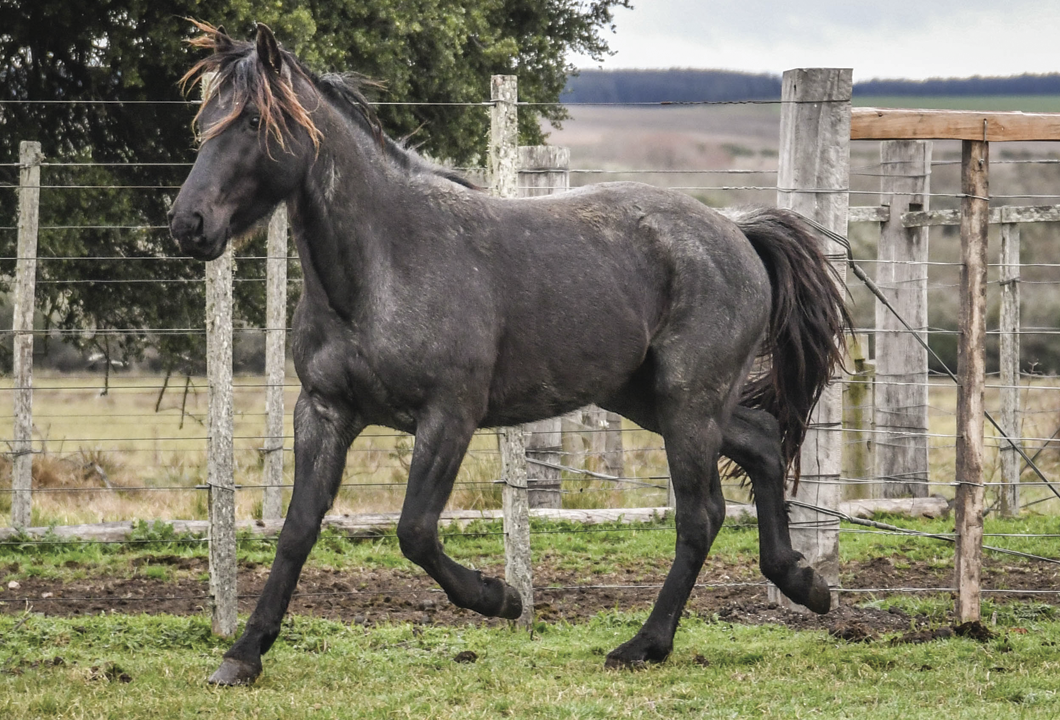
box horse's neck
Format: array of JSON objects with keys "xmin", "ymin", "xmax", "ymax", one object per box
[{"xmin": 289, "ymin": 133, "xmax": 403, "ymax": 317}]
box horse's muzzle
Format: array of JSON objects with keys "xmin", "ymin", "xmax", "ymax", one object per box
[{"xmin": 168, "ymin": 209, "xmax": 226, "ymax": 261}]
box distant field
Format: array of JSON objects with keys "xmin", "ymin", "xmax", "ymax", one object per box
[
  {"xmin": 853, "ymin": 95, "xmax": 1060, "ymax": 112},
  {"xmin": 0, "ymin": 373, "xmax": 673, "ymax": 527}
]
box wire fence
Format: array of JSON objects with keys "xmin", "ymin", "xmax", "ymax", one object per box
[{"xmin": 3, "ymin": 85, "xmax": 1060, "ymax": 619}]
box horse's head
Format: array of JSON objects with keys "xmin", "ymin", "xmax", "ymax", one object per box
[{"xmin": 168, "ymin": 22, "xmax": 321, "ymax": 261}]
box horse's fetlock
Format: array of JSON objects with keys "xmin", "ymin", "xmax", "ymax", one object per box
[{"xmin": 759, "ymin": 551, "xmax": 801, "ymax": 585}]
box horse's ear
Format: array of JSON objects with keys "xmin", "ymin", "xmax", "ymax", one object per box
[
  {"xmin": 214, "ymin": 25, "xmax": 234, "ymax": 53},
  {"xmin": 255, "ymin": 23, "xmax": 283, "ymax": 75},
  {"xmin": 214, "ymin": 25, "xmax": 233, "ymax": 50}
]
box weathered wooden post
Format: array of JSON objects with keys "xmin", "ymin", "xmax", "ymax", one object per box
[
  {"xmin": 518, "ymin": 145, "xmax": 569, "ymax": 197},
  {"xmin": 955, "ymin": 139, "xmax": 989, "ymax": 622},
  {"xmin": 11, "ymin": 141, "xmax": 42, "ymax": 529},
  {"xmin": 998, "ymin": 211, "xmax": 1021, "ymax": 517},
  {"xmin": 842, "ymin": 334, "xmax": 875, "ymax": 499},
  {"xmin": 207, "ymin": 243, "xmax": 237, "ymax": 637},
  {"xmin": 519, "ymin": 146, "xmax": 568, "ymax": 510},
  {"xmin": 848, "ymin": 105, "xmax": 1060, "ymax": 623},
  {"xmin": 875, "ymin": 140, "xmax": 931, "ymax": 499},
  {"xmin": 769, "ymin": 68, "xmax": 851, "ymax": 609},
  {"xmin": 584, "ymin": 406, "xmax": 625, "ymax": 479},
  {"xmin": 262, "ymin": 205, "xmax": 288, "ymax": 520},
  {"xmin": 491, "ymin": 75, "xmax": 533, "ymax": 628}
]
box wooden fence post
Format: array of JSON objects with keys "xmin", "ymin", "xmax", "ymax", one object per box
[
  {"xmin": 499, "ymin": 428, "xmax": 533, "ymax": 628},
  {"xmin": 875, "ymin": 140, "xmax": 932, "ymax": 498},
  {"xmin": 998, "ymin": 212, "xmax": 1021, "ymax": 517},
  {"xmin": 955, "ymin": 139, "xmax": 989, "ymax": 622},
  {"xmin": 519, "ymin": 146, "xmax": 568, "ymax": 510},
  {"xmin": 207, "ymin": 244, "xmax": 237, "ymax": 637},
  {"xmin": 518, "ymin": 145, "xmax": 569, "ymax": 197},
  {"xmin": 11, "ymin": 141, "xmax": 42, "ymax": 529},
  {"xmin": 491, "ymin": 75, "xmax": 533, "ymax": 627},
  {"xmin": 769, "ymin": 68, "xmax": 851, "ymax": 609},
  {"xmin": 842, "ymin": 334, "xmax": 875, "ymax": 499},
  {"xmin": 262, "ymin": 205, "xmax": 288, "ymax": 520}
]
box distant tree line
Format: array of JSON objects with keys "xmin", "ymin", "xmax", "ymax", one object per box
[
  {"xmin": 562, "ymin": 69, "xmax": 1060, "ymax": 104},
  {"xmin": 561, "ymin": 69, "xmax": 781, "ymax": 103},
  {"xmin": 855, "ymin": 74, "xmax": 1060, "ymax": 97}
]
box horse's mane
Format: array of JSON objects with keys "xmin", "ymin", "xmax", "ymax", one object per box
[{"xmin": 181, "ymin": 20, "xmax": 477, "ymax": 189}]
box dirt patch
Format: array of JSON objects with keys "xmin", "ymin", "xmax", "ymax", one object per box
[{"xmin": 1, "ymin": 555, "xmax": 1056, "ymax": 637}]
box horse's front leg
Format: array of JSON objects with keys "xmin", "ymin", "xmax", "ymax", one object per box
[
  {"xmin": 396, "ymin": 412, "xmax": 523, "ymax": 619},
  {"xmin": 208, "ymin": 392, "xmax": 362, "ymax": 685}
]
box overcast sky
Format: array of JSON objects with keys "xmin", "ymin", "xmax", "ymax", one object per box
[{"xmin": 570, "ymin": 1, "xmax": 1060, "ymax": 80}]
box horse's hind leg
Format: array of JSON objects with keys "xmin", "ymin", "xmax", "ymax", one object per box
[
  {"xmin": 396, "ymin": 409, "xmax": 523, "ymax": 619},
  {"xmin": 723, "ymin": 405, "xmax": 831, "ymax": 613},
  {"xmin": 209, "ymin": 392, "xmax": 363, "ymax": 685},
  {"xmin": 605, "ymin": 409, "xmax": 726, "ymax": 668}
]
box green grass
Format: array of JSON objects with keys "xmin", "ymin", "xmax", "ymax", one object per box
[
  {"xmin": 838, "ymin": 513, "xmax": 1060, "ymax": 565},
  {"xmin": 2, "ymin": 513, "xmax": 1057, "ymax": 584},
  {"xmin": 1, "ymin": 610, "xmax": 1059, "ymax": 719},
  {"xmin": 3, "ymin": 517, "xmax": 1059, "ymax": 717}
]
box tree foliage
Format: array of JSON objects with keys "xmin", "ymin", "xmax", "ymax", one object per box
[{"xmin": 0, "ymin": 0, "xmax": 630, "ymax": 370}]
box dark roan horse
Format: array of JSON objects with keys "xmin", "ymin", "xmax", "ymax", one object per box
[{"xmin": 168, "ymin": 22, "xmax": 849, "ymax": 685}]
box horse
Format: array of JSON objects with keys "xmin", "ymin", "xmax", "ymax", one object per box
[{"xmin": 168, "ymin": 22, "xmax": 849, "ymax": 686}]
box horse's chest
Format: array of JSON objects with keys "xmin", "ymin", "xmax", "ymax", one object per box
[{"xmin": 291, "ymin": 319, "xmax": 436, "ymax": 427}]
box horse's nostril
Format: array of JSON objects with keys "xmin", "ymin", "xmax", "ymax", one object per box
[{"xmin": 170, "ymin": 210, "xmax": 207, "ymax": 244}]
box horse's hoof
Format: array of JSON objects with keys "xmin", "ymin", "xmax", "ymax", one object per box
[
  {"xmin": 604, "ymin": 634, "xmax": 671, "ymax": 669},
  {"xmin": 803, "ymin": 571, "xmax": 832, "ymax": 615},
  {"xmin": 771, "ymin": 557, "xmax": 833, "ymax": 615},
  {"xmin": 497, "ymin": 583, "xmax": 523, "ymax": 620},
  {"xmin": 207, "ymin": 657, "xmax": 261, "ymax": 686}
]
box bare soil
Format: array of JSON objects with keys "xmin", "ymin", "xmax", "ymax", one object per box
[{"xmin": 2, "ymin": 554, "xmax": 1056, "ymax": 637}]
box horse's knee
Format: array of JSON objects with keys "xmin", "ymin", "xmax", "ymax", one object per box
[
  {"xmin": 677, "ymin": 496, "xmax": 725, "ymax": 557},
  {"xmin": 396, "ymin": 516, "xmax": 438, "ymax": 567},
  {"xmin": 706, "ymin": 492, "xmax": 726, "ymax": 531}
]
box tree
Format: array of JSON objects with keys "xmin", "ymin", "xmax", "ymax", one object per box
[{"xmin": 0, "ymin": 0, "xmax": 631, "ymax": 371}]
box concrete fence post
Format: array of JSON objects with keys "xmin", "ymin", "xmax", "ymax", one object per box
[
  {"xmin": 206, "ymin": 244, "xmax": 237, "ymax": 637},
  {"xmin": 11, "ymin": 141, "xmax": 42, "ymax": 529},
  {"xmin": 998, "ymin": 212, "xmax": 1022, "ymax": 517},
  {"xmin": 490, "ymin": 75, "xmax": 533, "ymax": 628},
  {"xmin": 262, "ymin": 205, "xmax": 289, "ymax": 520}
]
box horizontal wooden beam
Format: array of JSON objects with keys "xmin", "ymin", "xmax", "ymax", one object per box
[
  {"xmin": 904, "ymin": 204, "xmax": 1060, "ymax": 227},
  {"xmin": 0, "ymin": 498, "xmax": 954, "ymax": 542},
  {"xmin": 852, "ymin": 107, "xmax": 1060, "ymax": 142},
  {"xmin": 849, "ymin": 204, "xmax": 1060, "ymax": 227},
  {"xmin": 849, "ymin": 205, "xmax": 889, "ymax": 223}
]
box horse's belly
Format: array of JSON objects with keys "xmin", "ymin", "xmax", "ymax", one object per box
[{"xmin": 482, "ymin": 320, "xmax": 649, "ymax": 426}]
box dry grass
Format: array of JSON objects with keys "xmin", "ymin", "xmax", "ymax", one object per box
[
  {"xmin": 3, "ymin": 370, "xmax": 1058, "ymax": 528},
  {"xmin": 927, "ymin": 377, "xmax": 1060, "ymax": 510},
  {"xmin": 0, "ymin": 372, "xmax": 671, "ymax": 526}
]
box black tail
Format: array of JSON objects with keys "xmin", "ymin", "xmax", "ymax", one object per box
[{"xmin": 734, "ymin": 208, "xmax": 852, "ymax": 491}]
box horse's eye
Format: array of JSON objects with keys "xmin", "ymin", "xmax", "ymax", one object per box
[{"xmin": 248, "ymin": 116, "xmax": 261, "ymax": 131}]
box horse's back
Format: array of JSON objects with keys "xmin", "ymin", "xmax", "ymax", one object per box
[{"xmin": 475, "ymin": 182, "xmax": 772, "ymax": 424}]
